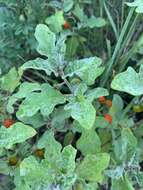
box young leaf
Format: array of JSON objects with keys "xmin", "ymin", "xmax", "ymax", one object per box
[
  {"xmin": 37, "ymin": 130, "xmax": 62, "ymax": 162},
  {"xmin": 0, "ymin": 67, "xmax": 22, "ymax": 93},
  {"xmin": 17, "ymin": 83, "xmax": 66, "ymax": 117},
  {"xmin": 65, "ymin": 99, "xmax": 96, "ymax": 129},
  {"xmin": 7, "ymin": 82, "xmax": 41, "ymax": 113},
  {"xmin": 85, "ymin": 87, "xmax": 109, "ymax": 102},
  {"xmin": 34, "ymin": 24, "xmax": 56, "ymax": 57},
  {"xmin": 64, "ymin": 57, "xmax": 104, "ymax": 85},
  {"xmin": 111, "ymin": 175, "xmax": 134, "ymax": 190},
  {"xmin": 0, "ymin": 122, "xmax": 36, "ymax": 149},
  {"xmin": 45, "ymin": 11, "xmax": 65, "ymax": 33},
  {"xmin": 111, "ymin": 67, "xmax": 143, "ymax": 96},
  {"xmin": 76, "ymin": 129, "xmax": 101, "ymax": 155},
  {"xmin": 77, "ymin": 153, "xmax": 110, "ymax": 182},
  {"xmin": 63, "ymin": 0, "xmax": 74, "ymax": 12},
  {"xmin": 86, "ymin": 16, "xmax": 106, "ymax": 28},
  {"xmin": 126, "ymin": 0, "xmax": 143, "ymax": 13},
  {"xmin": 60, "ymin": 145, "xmax": 77, "ymax": 174},
  {"xmin": 21, "ymin": 58, "xmax": 55, "ymax": 76},
  {"xmin": 20, "ymin": 156, "xmax": 53, "ymax": 187}
]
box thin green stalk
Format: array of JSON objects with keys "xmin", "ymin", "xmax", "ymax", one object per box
[
  {"xmin": 100, "ymin": 8, "xmax": 135, "ymax": 87},
  {"xmin": 121, "ymin": 97, "xmax": 137, "ymax": 118},
  {"xmin": 104, "ymin": 2, "xmax": 119, "ymax": 40},
  {"xmin": 121, "ymin": 0, "xmax": 125, "ymax": 29},
  {"xmin": 115, "ymin": 14, "xmax": 139, "ymax": 68}
]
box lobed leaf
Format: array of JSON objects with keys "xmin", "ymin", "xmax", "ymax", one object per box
[{"xmin": 0, "ymin": 122, "xmax": 36, "ymax": 149}]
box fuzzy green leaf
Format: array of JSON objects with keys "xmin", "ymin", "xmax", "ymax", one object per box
[
  {"xmin": 76, "ymin": 129, "xmax": 101, "ymax": 155},
  {"xmin": 0, "ymin": 122, "xmax": 36, "ymax": 149},
  {"xmin": 86, "ymin": 87, "xmax": 109, "ymax": 102},
  {"xmin": 77, "ymin": 153, "xmax": 110, "ymax": 182},
  {"xmin": 111, "ymin": 176, "xmax": 134, "ymax": 190},
  {"xmin": 111, "ymin": 67, "xmax": 143, "ymax": 96},
  {"xmin": 63, "ymin": 0, "xmax": 74, "ymax": 12},
  {"xmin": 7, "ymin": 82, "xmax": 41, "ymax": 113},
  {"xmin": 65, "ymin": 57, "xmax": 104, "ymax": 85},
  {"xmin": 0, "ymin": 67, "xmax": 22, "ymax": 93},
  {"xmin": 21, "ymin": 58, "xmax": 55, "ymax": 76},
  {"xmin": 17, "ymin": 83, "xmax": 66, "ymax": 117},
  {"xmin": 126, "ymin": 0, "xmax": 143, "ymax": 13},
  {"xmin": 45, "ymin": 11, "xmax": 65, "ymax": 33},
  {"xmin": 35, "ymin": 24, "xmax": 56, "ymax": 57},
  {"xmin": 65, "ymin": 99, "xmax": 96, "ymax": 129},
  {"xmin": 37, "ymin": 130, "xmax": 62, "ymax": 162}
]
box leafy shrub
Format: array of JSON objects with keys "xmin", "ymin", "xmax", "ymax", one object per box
[{"xmin": 0, "ymin": 0, "xmax": 143, "ymax": 190}]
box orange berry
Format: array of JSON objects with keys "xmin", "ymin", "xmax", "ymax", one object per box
[
  {"xmin": 104, "ymin": 114, "xmax": 112, "ymax": 124},
  {"xmin": 3, "ymin": 119, "xmax": 15, "ymax": 128},
  {"xmin": 105, "ymin": 100, "xmax": 112, "ymax": 107},
  {"xmin": 99, "ymin": 96, "xmax": 106, "ymax": 104},
  {"xmin": 63, "ymin": 21, "xmax": 71, "ymax": 29},
  {"xmin": 35, "ymin": 149, "xmax": 45, "ymax": 158}
]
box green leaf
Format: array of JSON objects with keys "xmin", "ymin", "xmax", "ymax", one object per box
[
  {"xmin": 76, "ymin": 129, "xmax": 101, "ymax": 155},
  {"xmin": 77, "ymin": 153, "xmax": 110, "ymax": 182},
  {"xmin": 45, "ymin": 11, "xmax": 65, "ymax": 33},
  {"xmin": 111, "ymin": 67, "xmax": 143, "ymax": 96},
  {"xmin": 126, "ymin": 0, "xmax": 143, "ymax": 13},
  {"xmin": 65, "ymin": 99, "xmax": 96, "ymax": 129},
  {"xmin": 0, "ymin": 67, "xmax": 22, "ymax": 93},
  {"xmin": 64, "ymin": 57, "xmax": 104, "ymax": 85},
  {"xmin": 111, "ymin": 176, "xmax": 134, "ymax": 190},
  {"xmin": 60, "ymin": 145, "xmax": 77, "ymax": 174},
  {"xmin": 121, "ymin": 128, "xmax": 137, "ymax": 161},
  {"xmin": 16, "ymin": 112, "xmax": 46, "ymax": 129},
  {"xmin": 94, "ymin": 116, "xmax": 109, "ymax": 128},
  {"xmin": 73, "ymin": 4, "xmax": 85, "ymax": 22},
  {"xmin": 109, "ymin": 94, "xmax": 124, "ymax": 121},
  {"xmin": 114, "ymin": 128, "xmax": 137, "ymax": 162},
  {"xmin": 0, "ymin": 122, "xmax": 36, "ymax": 149},
  {"xmin": 17, "ymin": 83, "xmax": 66, "ymax": 117},
  {"xmin": 86, "ymin": 16, "xmax": 106, "ymax": 28},
  {"xmin": 35, "ymin": 24, "xmax": 56, "ymax": 57},
  {"xmin": 63, "ymin": 0, "xmax": 74, "ymax": 12},
  {"xmin": 37, "ymin": 130, "xmax": 62, "ymax": 162},
  {"xmin": 21, "ymin": 58, "xmax": 55, "ymax": 76},
  {"xmin": 7, "ymin": 82, "xmax": 41, "ymax": 113},
  {"xmin": 51, "ymin": 107, "xmax": 71, "ymax": 131},
  {"xmin": 85, "ymin": 87, "xmax": 109, "ymax": 102},
  {"xmin": 20, "ymin": 156, "xmax": 53, "ymax": 187}
]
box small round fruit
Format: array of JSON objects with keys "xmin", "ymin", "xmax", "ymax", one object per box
[
  {"xmin": 35, "ymin": 149, "xmax": 45, "ymax": 158},
  {"xmin": 8, "ymin": 156, "xmax": 18, "ymax": 166},
  {"xmin": 3, "ymin": 119, "xmax": 15, "ymax": 128},
  {"xmin": 99, "ymin": 96, "xmax": 106, "ymax": 104},
  {"xmin": 105, "ymin": 100, "xmax": 112, "ymax": 107},
  {"xmin": 104, "ymin": 114, "xmax": 112, "ymax": 124},
  {"xmin": 63, "ymin": 21, "xmax": 71, "ymax": 29}
]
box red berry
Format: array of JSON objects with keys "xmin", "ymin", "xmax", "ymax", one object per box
[
  {"xmin": 63, "ymin": 21, "xmax": 71, "ymax": 29},
  {"xmin": 99, "ymin": 96, "xmax": 106, "ymax": 104},
  {"xmin": 104, "ymin": 114, "xmax": 112, "ymax": 124},
  {"xmin": 3, "ymin": 119, "xmax": 15, "ymax": 128}
]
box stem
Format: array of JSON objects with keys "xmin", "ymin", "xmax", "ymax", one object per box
[
  {"xmin": 104, "ymin": 2, "xmax": 119, "ymax": 40},
  {"xmin": 100, "ymin": 8, "xmax": 135, "ymax": 87},
  {"xmin": 60, "ymin": 70, "xmax": 73, "ymax": 93},
  {"xmin": 115, "ymin": 14, "xmax": 139, "ymax": 70},
  {"xmin": 121, "ymin": 0, "xmax": 125, "ymax": 29},
  {"xmin": 121, "ymin": 97, "xmax": 137, "ymax": 118}
]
